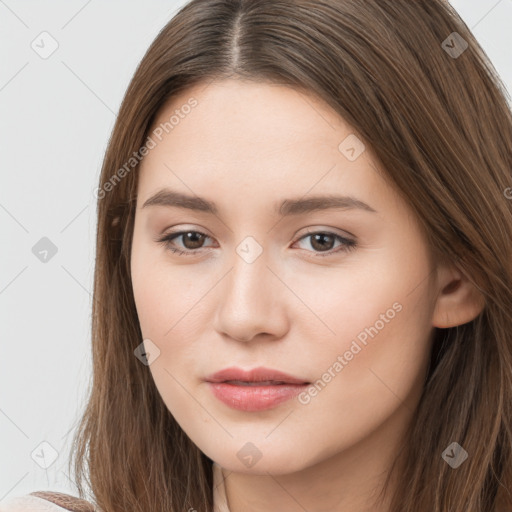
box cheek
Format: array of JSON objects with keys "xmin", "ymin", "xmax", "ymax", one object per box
[
  {"xmin": 131, "ymin": 226, "xmax": 197, "ymax": 339},
  {"xmin": 289, "ymin": 243, "xmax": 432, "ymax": 350},
  {"xmin": 131, "ymin": 256, "xmax": 210, "ymax": 423},
  {"xmin": 295, "ymin": 305, "xmax": 432, "ymax": 461},
  {"xmin": 290, "ymin": 249, "xmax": 434, "ymax": 443},
  {"xmin": 131, "ymin": 262, "xmax": 203, "ymax": 358},
  {"xmin": 130, "ymin": 240, "xmax": 216, "ymax": 399}
]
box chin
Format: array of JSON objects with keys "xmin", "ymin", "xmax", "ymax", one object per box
[{"xmin": 208, "ymin": 444, "xmax": 317, "ymax": 475}]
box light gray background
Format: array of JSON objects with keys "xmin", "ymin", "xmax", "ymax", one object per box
[{"xmin": 1, "ymin": 0, "xmax": 511, "ymax": 500}]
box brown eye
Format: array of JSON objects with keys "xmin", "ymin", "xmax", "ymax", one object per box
[
  {"xmin": 177, "ymin": 231, "xmax": 207, "ymax": 250},
  {"xmin": 310, "ymin": 233, "xmax": 336, "ymax": 252},
  {"xmin": 157, "ymin": 229, "xmax": 357, "ymax": 258},
  {"xmin": 295, "ymin": 231, "xmax": 357, "ymax": 257},
  {"xmin": 157, "ymin": 230, "xmax": 214, "ymax": 256}
]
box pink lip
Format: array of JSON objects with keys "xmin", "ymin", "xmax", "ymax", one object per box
[
  {"xmin": 205, "ymin": 366, "xmax": 310, "ymax": 412},
  {"xmin": 206, "ymin": 366, "xmax": 309, "ymax": 384}
]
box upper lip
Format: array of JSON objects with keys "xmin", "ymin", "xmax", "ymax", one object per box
[{"xmin": 205, "ymin": 366, "xmax": 310, "ymax": 385}]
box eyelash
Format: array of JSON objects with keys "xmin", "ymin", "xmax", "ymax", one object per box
[{"xmin": 156, "ymin": 229, "xmax": 357, "ymax": 258}]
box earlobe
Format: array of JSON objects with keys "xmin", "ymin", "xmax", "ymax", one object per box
[{"xmin": 432, "ymin": 264, "xmax": 486, "ymax": 328}]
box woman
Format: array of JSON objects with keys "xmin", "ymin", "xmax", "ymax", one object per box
[{"xmin": 2, "ymin": 0, "xmax": 511, "ymax": 511}]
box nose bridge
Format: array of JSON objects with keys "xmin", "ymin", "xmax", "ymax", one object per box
[
  {"xmin": 213, "ymin": 235, "xmax": 288, "ymax": 341},
  {"xmin": 226, "ymin": 235, "xmax": 274, "ymax": 312},
  {"xmin": 232, "ymin": 237, "xmax": 268, "ymax": 296}
]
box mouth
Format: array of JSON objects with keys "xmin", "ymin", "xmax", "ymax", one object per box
[
  {"xmin": 220, "ymin": 380, "xmax": 296, "ymax": 386},
  {"xmin": 205, "ymin": 366, "xmax": 310, "ymax": 385},
  {"xmin": 205, "ymin": 367, "xmax": 311, "ymax": 412}
]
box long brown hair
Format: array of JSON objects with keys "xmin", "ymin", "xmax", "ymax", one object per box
[{"xmin": 70, "ymin": 1, "xmax": 512, "ymax": 511}]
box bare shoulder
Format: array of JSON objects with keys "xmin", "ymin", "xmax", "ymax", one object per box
[{"xmin": 0, "ymin": 491, "xmax": 96, "ymax": 512}]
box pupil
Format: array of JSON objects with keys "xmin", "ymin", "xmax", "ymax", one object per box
[{"xmin": 312, "ymin": 233, "xmax": 333, "ymax": 251}]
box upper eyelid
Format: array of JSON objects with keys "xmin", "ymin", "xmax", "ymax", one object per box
[{"xmin": 161, "ymin": 226, "xmax": 355, "ymax": 240}]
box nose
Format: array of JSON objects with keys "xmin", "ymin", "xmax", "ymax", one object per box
[{"xmin": 213, "ymin": 247, "xmax": 290, "ymax": 343}]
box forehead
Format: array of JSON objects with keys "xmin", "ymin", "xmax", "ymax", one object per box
[
  {"xmin": 146, "ymin": 79, "xmax": 356, "ymax": 163},
  {"xmin": 137, "ymin": 79, "xmax": 393, "ymax": 214}
]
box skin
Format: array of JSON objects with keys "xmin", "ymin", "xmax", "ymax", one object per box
[{"xmin": 130, "ymin": 79, "xmax": 485, "ymax": 512}]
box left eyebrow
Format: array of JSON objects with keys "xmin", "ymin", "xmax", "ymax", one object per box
[
  {"xmin": 279, "ymin": 195, "xmax": 377, "ymax": 215},
  {"xmin": 141, "ymin": 188, "xmax": 378, "ymax": 215}
]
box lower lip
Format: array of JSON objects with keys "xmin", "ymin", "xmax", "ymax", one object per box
[{"xmin": 207, "ymin": 382, "xmax": 309, "ymax": 412}]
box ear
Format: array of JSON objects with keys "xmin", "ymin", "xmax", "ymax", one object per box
[{"xmin": 432, "ymin": 262, "xmax": 486, "ymax": 328}]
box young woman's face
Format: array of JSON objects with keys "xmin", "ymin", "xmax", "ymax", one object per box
[{"xmin": 130, "ymin": 79, "xmax": 439, "ymax": 474}]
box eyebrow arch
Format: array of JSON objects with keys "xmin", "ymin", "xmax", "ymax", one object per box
[{"xmin": 141, "ymin": 188, "xmax": 377, "ymax": 216}]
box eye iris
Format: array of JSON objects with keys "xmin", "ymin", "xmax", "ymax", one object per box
[
  {"xmin": 310, "ymin": 233, "xmax": 334, "ymax": 252},
  {"xmin": 182, "ymin": 232, "xmax": 205, "ymax": 249}
]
